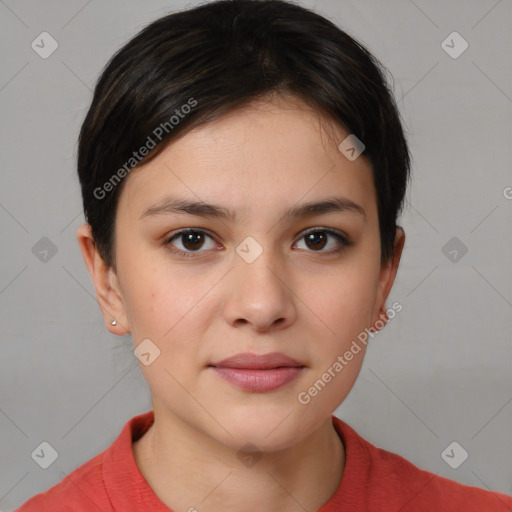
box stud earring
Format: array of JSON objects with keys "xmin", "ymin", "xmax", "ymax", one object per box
[{"xmin": 111, "ymin": 320, "xmax": 117, "ymax": 326}]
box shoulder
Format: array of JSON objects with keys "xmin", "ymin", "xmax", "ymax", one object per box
[
  {"xmin": 368, "ymin": 446, "xmax": 511, "ymax": 511},
  {"xmin": 14, "ymin": 411, "xmax": 154, "ymax": 512},
  {"xmin": 332, "ymin": 416, "xmax": 512, "ymax": 511},
  {"xmin": 13, "ymin": 451, "xmax": 109, "ymax": 511}
]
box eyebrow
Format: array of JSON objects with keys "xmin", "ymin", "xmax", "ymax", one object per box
[{"xmin": 139, "ymin": 195, "xmax": 366, "ymax": 222}]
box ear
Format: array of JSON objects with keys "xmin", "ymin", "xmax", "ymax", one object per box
[
  {"xmin": 76, "ymin": 223, "xmax": 130, "ymax": 335},
  {"xmin": 369, "ymin": 227, "xmax": 405, "ymax": 331}
]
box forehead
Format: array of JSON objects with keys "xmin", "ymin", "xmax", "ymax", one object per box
[{"xmin": 117, "ymin": 95, "xmax": 377, "ymax": 224}]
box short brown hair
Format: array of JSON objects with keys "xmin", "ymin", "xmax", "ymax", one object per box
[{"xmin": 77, "ymin": 0, "xmax": 411, "ymax": 269}]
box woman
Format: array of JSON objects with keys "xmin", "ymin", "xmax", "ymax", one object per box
[{"xmin": 16, "ymin": 0, "xmax": 512, "ymax": 510}]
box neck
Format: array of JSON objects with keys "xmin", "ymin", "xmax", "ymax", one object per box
[{"xmin": 133, "ymin": 409, "xmax": 345, "ymax": 511}]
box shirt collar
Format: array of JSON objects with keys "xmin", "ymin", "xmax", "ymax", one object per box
[{"xmin": 101, "ymin": 410, "xmax": 367, "ymax": 511}]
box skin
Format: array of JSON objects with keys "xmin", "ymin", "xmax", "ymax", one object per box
[{"xmin": 77, "ymin": 94, "xmax": 405, "ymax": 511}]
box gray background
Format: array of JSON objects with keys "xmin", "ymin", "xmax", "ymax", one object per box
[{"xmin": 1, "ymin": 0, "xmax": 511, "ymax": 510}]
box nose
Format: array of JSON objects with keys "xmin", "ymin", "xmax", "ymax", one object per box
[{"xmin": 223, "ymin": 247, "xmax": 297, "ymax": 333}]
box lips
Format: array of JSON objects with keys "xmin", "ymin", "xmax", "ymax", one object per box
[
  {"xmin": 210, "ymin": 352, "xmax": 304, "ymax": 370},
  {"xmin": 209, "ymin": 352, "xmax": 305, "ymax": 392}
]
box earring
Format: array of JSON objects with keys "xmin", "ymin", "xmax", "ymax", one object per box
[{"xmin": 111, "ymin": 320, "xmax": 117, "ymax": 326}]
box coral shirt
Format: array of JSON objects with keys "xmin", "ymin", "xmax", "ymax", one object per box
[{"xmin": 15, "ymin": 410, "xmax": 512, "ymax": 511}]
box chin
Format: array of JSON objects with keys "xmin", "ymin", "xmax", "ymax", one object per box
[{"xmin": 203, "ymin": 404, "xmax": 320, "ymax": 452}]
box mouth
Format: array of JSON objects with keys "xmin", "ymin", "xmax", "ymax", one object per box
[{"xmin": 208, "ymin": 352, "xmax": 306, "ymax": 392}]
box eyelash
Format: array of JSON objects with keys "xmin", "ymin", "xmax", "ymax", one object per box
[{"xmin": 162, "ymin": 227, "xmax": 353, "ymax": 258}]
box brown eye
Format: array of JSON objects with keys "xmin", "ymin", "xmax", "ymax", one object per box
[
  {"xmin": 180, "ymin": 231, "xmax": 206, "ymax": 251},
  {"xmin": 304, "ymin": 232, "xmax": 328, "ymax": 251},
  {"xmin": 295, "ymin": 228, "xmax": 351, "ymax": 253},
  {"xmin": 164, "ymin": 227, "xmax": 352, "ymax": 259},
  {"xmin": 164, "ymin": 229, "xmax": 217, "ymax": 257}
]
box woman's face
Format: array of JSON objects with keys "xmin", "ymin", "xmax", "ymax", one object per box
[{"xmin": 85, "ymin": 95, "xmax": 403, "ymax": 451}]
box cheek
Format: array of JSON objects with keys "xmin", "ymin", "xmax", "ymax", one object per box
[
  {"xmin": 119, "ymin": 251, "xmax": 214, "ymax": 353},
  {"xmin": 307, "ymin": 258, "xmax": 380, "ymax": 343},
  {"xmin": 295, "ymin": 264, "xmax": 378, "ymax": 416}
]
